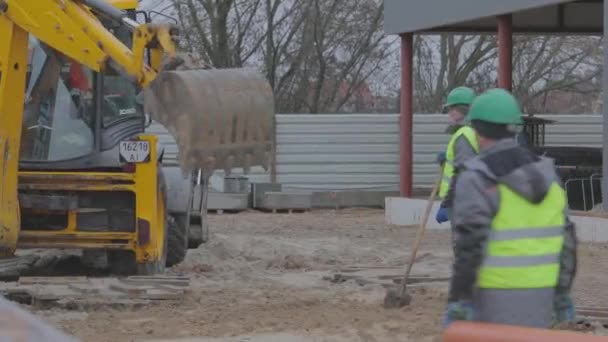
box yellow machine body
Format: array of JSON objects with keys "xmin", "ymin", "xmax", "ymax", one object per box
[
  {"xmin": 0, "ymin": 0, "xmax": 274, "ymax": 274},
  {"xmin": 18, "ymin": 135, "xmax": 163, "ymax": 264}
]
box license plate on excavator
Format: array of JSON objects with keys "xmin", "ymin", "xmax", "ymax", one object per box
[{"xmin": 119, "ymin": 141, "xmax": 151, "ymax": 163}]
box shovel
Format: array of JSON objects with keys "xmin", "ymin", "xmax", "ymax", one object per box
[{"xmin": 383, "ymin": 168, "xmax": 443, "ymax": 309}]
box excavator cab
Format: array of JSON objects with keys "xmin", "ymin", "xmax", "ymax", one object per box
[
  {"xmin": 9, "ymin": 2, "xmax": 274, "ymax": 275},
  {"xmin": 22, "ymin": 39, "xmax": 95, "ymax": 163},
  {"xmin": 21, "ymin": 9, "xmax": 148, "ymax": 167}
]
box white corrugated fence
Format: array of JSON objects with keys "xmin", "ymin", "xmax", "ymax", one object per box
[{"xmin": 147, "ymin": 114, "xmax": 604, "ymax": 191}]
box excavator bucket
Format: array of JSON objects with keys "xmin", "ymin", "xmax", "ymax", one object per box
[{"xmin": 142, "ymin": 66, "xmax": 275, "ymax": 175}]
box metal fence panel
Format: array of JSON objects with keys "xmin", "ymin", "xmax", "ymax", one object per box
[
  {"xmin": 275, "ymin": 114, "xmax": 401, "ymax": 191},
  {"xmin": 148, "ymin": 114, "xmax": 604, "ymax": 191},
  {"xmin": 542, "ymin": 115, "xmax": 603, "ymax": 147}
]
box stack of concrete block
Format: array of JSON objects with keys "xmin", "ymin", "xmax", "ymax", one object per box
[
  {"xmin": 251, "ymin": 183, "xmax": 313, "ymax": 212},
  {"xmin": 207, "ymin": 176, "xmax": 250, "ymax": 213}
]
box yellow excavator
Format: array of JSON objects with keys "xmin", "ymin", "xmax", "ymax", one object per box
[{"xmin": 0, "ymin": 0, "xmax": 274, "ymax": 274}]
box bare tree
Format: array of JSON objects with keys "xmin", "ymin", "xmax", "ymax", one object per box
[
  {"xmin": 412, "ymin": 34, "xmax": 497, "ymax": 112},
  {"xmin": 171, "ymin": 0, "xmax": 265, "ymax": 67},
  {"xmin": 280, "ymin": 0, "xmax": 393, "ymax": 113},
  {"xmin": 170, "ymin": 0, "xmax": 394, "ymax": 113},
  {"xmin": 162, "ymin": 0, "xmax": 601, "ymax": 114},
  {"xmin": 411, "ymin": 34, "xmax": 602, "ymax": 114},
  {"xmin": 512, "ymin": 35, "xmax": 601, "ymax": 113}
]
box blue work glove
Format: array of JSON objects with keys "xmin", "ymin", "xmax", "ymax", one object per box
[
  {"xmin": 442, "ymin": 301, "xmax": 474, "ymax": 328},
  {"xmin": 436, "ymin": 152, "xmax": 447, "ymax": 165},
  {"xmin": 553, "ymin": 294, "xmax": 575, "ymax": 324},
  {"xmin": 435, "ymin": 206, "xmax": 449, "ymax": 224}
]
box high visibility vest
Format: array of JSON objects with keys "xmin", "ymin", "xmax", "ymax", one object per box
[
  {"xmin": 477, "ymin": 182, "xmax": 567, "ymax": 289},
  {"xmin": 439, "ymin": 126, "xmax": 479, "ymax": 199}
]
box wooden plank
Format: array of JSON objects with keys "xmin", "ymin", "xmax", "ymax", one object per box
[
  {"xmin": 68, "ymin": 283, "xmax": 103, "ymax": 294},
  {"xmin": 571, "ymin": 210, "xmax": 608, "ymax": 219},
  {"xmin": 19, "ymin": 276, "xmax": 88, "ymax": 285},
  {"xmin": 0, "ymin": 276, "xmax": 188, "ymax": 310},
  {"xmin": 577, "ymin": 306, "xmax": 608, "ymax": 312},
  {"xmin": 142, "ymin": 289, "xmax": 184, "ymax": 300},
  {"xmin": 125, "ymin": 275, "xmax": 190, "ymax": 281},
  {"xmin": 109, "ymin": 283, "xmax": 153, "ymax": 295},
  {"xmin": 158, "ymin": 284, "xmax": 192, "ymax": 292},
  {"xmin": 577, "ymin": 309, "xmax": 608, "ymax": 318},
  {"xmin": 123, "ymin": 276, "xmax": 190, "ymax": 287}
]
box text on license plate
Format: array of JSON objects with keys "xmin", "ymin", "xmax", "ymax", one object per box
[{"xmin": 119, "ymin": 141, "xmax": 151, "ymax": 163}]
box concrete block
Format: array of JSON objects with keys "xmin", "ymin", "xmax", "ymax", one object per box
[
  {"xmin": 385, "ymin": 197, "xmax": 608, "ymax": 242},
  {"xmin": 251, "ymin": 183, "xmax": 282, "ymax": 208},
  {"xmin": 385, "ymin": 197, "xmax": 449, "ymax": 230},
  {"xmin": 570, "ymin": 215, "xmax": 608, "ymax": 242},
  {"xmin": 207, "ymin": 192, "xmax": 249, "ymax": 210},
  {"xmin": 311, "ymin": 191, "xmax": 399, "ymax": 208},
  {"xmin": 223, "ymin": 176, "xmax": 249, "ymax": 194},
  {"xmin": 260, "ymin": 192, "xmax": 313, "ymax": 210}
]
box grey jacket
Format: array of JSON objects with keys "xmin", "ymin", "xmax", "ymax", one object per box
[
  {"xmin": 448, "ymin": 138, "xmax": 577, "ymax": 302},
  {"xmin": 442, "ymin": 133, "xmax": 478, "ymax": 209}
]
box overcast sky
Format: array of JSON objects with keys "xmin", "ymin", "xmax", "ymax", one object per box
[{"xmin": 140, "ymin": 0, "xmax": 172, "ymax": 12}]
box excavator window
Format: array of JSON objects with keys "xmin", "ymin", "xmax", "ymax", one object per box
[
  {"xmin": 21, "ymin": 38, "xmax": 95, "ymax": 162},
  {"xmin": 21, "ymin": 12, "xmax": 144, "ymax": 163},
  {"xmin": 100, "ymin": 14, "xmax": 143, "ymax": 128}
]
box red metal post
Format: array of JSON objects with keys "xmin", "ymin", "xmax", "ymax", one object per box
[
  {"xmin": 497, "ymin": 14, "xmax": 513, "ymax": 91},
  {"xmin": 400, "ymin": 33, "xmax": 414, "ymax": 197}
]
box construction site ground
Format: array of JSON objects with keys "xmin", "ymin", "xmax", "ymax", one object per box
[{"xmin": 16, "ymin": 209, "xmax": 608, "ymax": 341}]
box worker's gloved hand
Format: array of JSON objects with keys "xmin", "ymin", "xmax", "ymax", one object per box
[
  {"xmin": 553, "ymin": 293, "xmax": 575, "ymax": 324},
  {"xmin": 436, "ymin": 152, "xmax": 447, "ymax": 165},
  {"xmin": 435, "ymin": 206, "xmax": 449, "ymax": 224},
  {"xmin": 442, "ymin": 301, "xmax": 474, "ymax": 328}
]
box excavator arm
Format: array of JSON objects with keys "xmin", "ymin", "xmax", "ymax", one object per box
[
  {"xmin": 0, "ymin": 0, "xmax": 168, "ymax": 256},
  {"xmin": 2, "ymin": 0, "xmax": 177, "ymax": 83},
  {"xmin": 0, "ymin": 0, "xmax": 274, "ymax": 256}
]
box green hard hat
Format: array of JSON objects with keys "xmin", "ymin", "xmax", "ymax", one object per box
[
  {"xmin": 467, "ymin": 88, "xmax": 523, "ymax": 125},
  {"xmin": 443, "ymin": 86, "xmax": 476, "ymax": 109}
]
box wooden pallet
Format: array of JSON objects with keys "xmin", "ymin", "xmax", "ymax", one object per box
[
  {"xmin": 575, "ymin": 306, "xmax": 608, "ymax": 327},
  {"xmin": 0, "ymin": 275, "xmax": 190, "ymax": 310}
]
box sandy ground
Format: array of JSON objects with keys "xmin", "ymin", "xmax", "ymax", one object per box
[{"xmin": 26, "ymin": 209, "xmax": 608, "ymax": 341}]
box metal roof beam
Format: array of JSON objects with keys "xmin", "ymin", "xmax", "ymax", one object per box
[{"xmin": 385, "ymin": 0, "xmax": 578, "ymax": 34}]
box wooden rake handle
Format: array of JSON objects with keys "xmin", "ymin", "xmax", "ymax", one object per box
[{"xmin": 398, "ymin": 168, "xmax": 444, "ymax": 297}]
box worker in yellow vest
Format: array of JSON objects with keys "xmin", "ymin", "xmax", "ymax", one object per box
[
  {"xmin": 442, "ymin": 88, "xmax": 578, "ymax": 328},
  {"xmin": 435, "ymin": 87, "xmax": 479, "ymax": 225}
]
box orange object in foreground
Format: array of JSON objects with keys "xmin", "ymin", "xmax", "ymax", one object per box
[{"xmin": 443, "ymin": 321, "xmax": 608, "ymax": 342}]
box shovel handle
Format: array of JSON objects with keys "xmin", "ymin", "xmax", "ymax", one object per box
[{"xmin": 398, "ymin": 168, "xmax": 443, "ymax": 297}]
